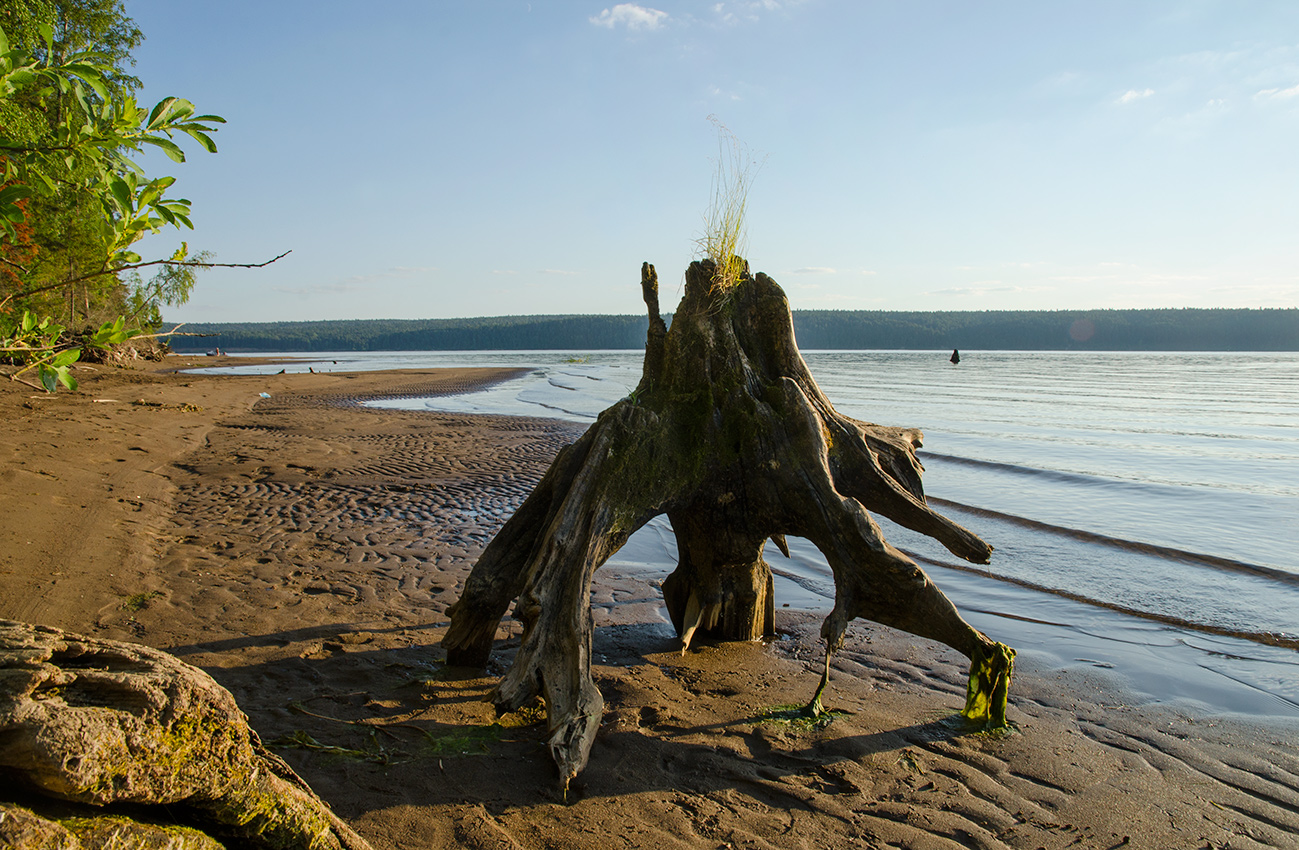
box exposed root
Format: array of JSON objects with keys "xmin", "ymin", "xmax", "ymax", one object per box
[{"xmin": 962, "ymin": 641, "xmax": 1016, "ymax": 727}]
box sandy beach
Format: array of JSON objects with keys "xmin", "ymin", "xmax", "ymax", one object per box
[{"xmin": 3, "ymin": 357, "xmax": 1298, "ymax": 850}]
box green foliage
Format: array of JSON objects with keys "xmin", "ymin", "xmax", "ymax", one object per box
[
  {"xmin": 170, "ymin": 314, "xmax": 670, "ymax": 352},
  {"xmin": 790, "ymin": 307, "xmax": 1299, "ymax": 351},
  {"xmin": 0, "ymin": 26, "xmax": 224, "ymax": 263},
  {"xmin": 752, "ymin": 703, "xmax": 848, "ymax": 730},
  {"xmin": 0, "ymin": 306, "xmax": 134, "ymax": 389},
  {"xmin": 695, "ymin": 116, "xmax": 761, "ymax": 292},
  {"xmin": 1, "ymin": 0, "xmax": 144, "ymax": 91},
  {"xmin": 0, "ymin": 308, "xmax": 76, "ymax": 388},
  {"xmin": 118, "ymin": 589, "xmax": 161, "ymax": 612},
  {"xmin": 125, "ymin": 243, "xmax": 209, "ymax": 331},
  {"xmin": 0, "ymin": 3, "xmax": 223, "ymax": 391}
]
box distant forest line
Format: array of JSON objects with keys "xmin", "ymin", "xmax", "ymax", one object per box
[{"xmin": 169, "ymin": 308, "xmax": 1299, "ymax": 352}]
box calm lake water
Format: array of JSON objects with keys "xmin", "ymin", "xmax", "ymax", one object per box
[{"xmin": 206, "ymin": 350, "xmax": 1299, "ymax": 715}]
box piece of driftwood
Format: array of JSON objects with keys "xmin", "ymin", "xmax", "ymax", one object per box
[
  {"xmin": 443, "ymin": 260, "xmax": 1015, "ymax": 788},
  {"xmin": 0, "ymin": 620, "xmax": 372, "ymax": 850}
]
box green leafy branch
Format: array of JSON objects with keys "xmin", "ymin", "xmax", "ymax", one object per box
[
  {"xmin": 0, "ymin": 309, "xmax": 133, "ymax": 391},
  {"xmin": 0, "ymin": 21, "xmax": 291, "ymax": 393},
  {"xmin": 0, "ymin": 23, "xmax": 225, "ymax": 265}
]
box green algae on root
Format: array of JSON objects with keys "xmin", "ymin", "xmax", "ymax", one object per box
[{"xmin": 962, "ymin": 641, "xmax": 1016, "ymax": 727}]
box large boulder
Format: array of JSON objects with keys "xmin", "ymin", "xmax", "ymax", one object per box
[
  {"xmin": 0, "ymin": 621, "xmax": 371, "ymax": 850},
  {"xmin": 0, "ymin": 801, "xmax": 224, "ymax": 849}
]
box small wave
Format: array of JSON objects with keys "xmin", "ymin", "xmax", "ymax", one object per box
[
  {"xmin": 921, "ymin": 450, "xmax": 1142, "ymax": 490},
  {"xmin": 1188, "ymin": 662, "xmax": 1299, "ymax": 713},
  {"xmin": 519, "ymin": 397, "xmax": 598, "ymax": 421},
  {"xmin": 769, "ymin": 566, "xmax": 836, "ymax": 601},
  {"xmin": 901, "ymin": 547, "xmax": 1299, "ymax": 651},
  {"xmin": 928, "ymin": 496, "xmax": 1299, "ymax": 588},
  {"xmin": 923, "ymin": 448, "xmax": 1299, "ymax": 498}
]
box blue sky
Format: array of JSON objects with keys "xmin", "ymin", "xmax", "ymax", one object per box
[{"xmin": 126, "ymin": 1, "xmax": 1299, "ymax": 322}]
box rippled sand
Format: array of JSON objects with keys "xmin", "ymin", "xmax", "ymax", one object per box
[{"xmin": 3, "ymin": 356, "xmax": 1296, "ymax": 849}]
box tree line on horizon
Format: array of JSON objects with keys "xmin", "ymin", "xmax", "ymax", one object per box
[{"xmin": 169, "ymin": 307, "xmax": 1299, "ymax": 353}]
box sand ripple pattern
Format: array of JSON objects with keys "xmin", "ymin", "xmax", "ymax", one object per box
[
  {"xmin": 127, "ymin": 366, "xmax": 1299, "ymax": 850},
  {"xmin": 152, "ymin": 368, "xmax": 580, "ymax": 639}
]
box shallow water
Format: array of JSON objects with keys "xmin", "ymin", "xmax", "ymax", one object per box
[{"xmin": 206, "ymin": 349, "xmax": 1299, "ymax": 716}]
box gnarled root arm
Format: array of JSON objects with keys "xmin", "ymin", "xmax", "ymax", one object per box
[
  {"xmin": 808, "ymin": 503, "xmax": 1014, "ymax": 726},
  {"xmin": 454, "ymin": 405, "xmax": 668, "ymax": 786},
  {"xmin": 802, "ymin": 650, "xmax": 832, "ymax": 718},
  {"xmin": 443, "ymin": 429, "xmax": 599, "ymax": 667},
  {"xmin": 776, "ymin": 378, "xmax": 1013, "ymax": 721},
  {"xmin": 488, "ymin": 489, "xmax": 622, "ymax": 788},
  {"xmin": 829, "ymin": 417, "xmax": 992, "ymax": 565},
  {"xmin": 805, "ymin": 497, "xmax": 990, "ymax": 658}
]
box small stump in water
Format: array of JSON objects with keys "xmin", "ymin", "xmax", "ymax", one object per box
[{"xmin": 444, "ymin": 260, "xmax": 1014, "ymax": 788}]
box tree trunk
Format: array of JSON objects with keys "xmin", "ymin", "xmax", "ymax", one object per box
[
  {"xmin": 444, "ymin": 260, "xmax": 1014, "ymax": 788},
  {"xmin": 661, "ymin": 509, "xmax": 775, "ymax": 647}
]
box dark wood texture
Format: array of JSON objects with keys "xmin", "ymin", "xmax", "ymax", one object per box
[{"xmin": 444, "ymin": 260, "xmax": 1014, "ymax": 787}]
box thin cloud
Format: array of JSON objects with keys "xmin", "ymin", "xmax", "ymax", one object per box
[
  {"xmin": 1207, "ymin": 282, "xmax": 1296, "ymax": 294},
  {"xmin": 341, "ymin": 266, "xmax": 437, "ymax": 284},
  {"xmin": 1117, "ymin": 88, "xmax": 1155, "ymax": 103},
  {"xmin": 928, "ymin": 284, "xmax": 1048, "ymax": 297},
  {"xmin": 791, "ymin": 266, "xmax": 836, "ymax": 274},
  {"xmin": 273, "ymin": 283, "xmax": 362, "ymax": 297},
  {"xmin": 278, "ymin": 266, "xmax": 437, "ymax": 296},
  {"xmin": 590, "ymin": 4, "xmax": 668, "ymax": 30},
  {"xmin": 712, "ymin": 1, "xmax": 798, "ymax": 26},
  {"xmin": 807, "ymin": 291, "xmax": 885, "ymax": 306},
  {"xmin": 1255, "ymin": 83, "xmax": 1299, "ymax": 100},
  {"xmin": 539, "ymin": 268, "xmax": 580, "ymax": 276}
]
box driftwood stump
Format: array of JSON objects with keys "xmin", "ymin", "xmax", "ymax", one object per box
[
  {"xmin": 444, "ymin": 260, "xmax": 1014, "ymax": 788},
  {"xmin": 0, "ymin": 620, "xmax": 372, "ymax": 850}
]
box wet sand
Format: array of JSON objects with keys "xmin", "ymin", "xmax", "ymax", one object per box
[{"xmin": 3, "ymin": 357, "xmax": 1298, "ymax": 849}]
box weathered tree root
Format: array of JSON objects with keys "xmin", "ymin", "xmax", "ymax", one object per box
[
  {"xmin": 802, "ymin": 652, "xmax": 833, "ymax": 719},
  {"xmin": 444, "ymin": 260, "xmax": 1014, "ymax": 787},
  {"xmin": 962, "ymin": 640, "xmax": 1017, "ymax": 727},
  {"xmin": 0, "ymin": 620, "xmax": 372, "ymax": 850}
]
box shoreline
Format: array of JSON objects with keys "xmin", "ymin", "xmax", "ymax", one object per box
[
  {"xmin": 607, "ymin": 516, "xmax": 1299, "ymax": 721},
  {"xmin": 188, "ymin": 353, "xmax": 1299, "ymax": 720},
  {"xmin": 3, "ymin": 356, "xmax": 1297, "ymax": 848}
]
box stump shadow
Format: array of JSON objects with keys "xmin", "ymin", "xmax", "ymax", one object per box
[{"xmin": 169, "ymin": 619, "xmax": 982, "ymax": 817}]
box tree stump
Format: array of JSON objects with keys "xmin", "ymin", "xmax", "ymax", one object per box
[{"xmin": 443, "ymin": 260, "xmax": 1015, "ymax": 788}]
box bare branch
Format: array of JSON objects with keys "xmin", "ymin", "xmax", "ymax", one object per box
[
  {"xmin": 131, "ymin": 323, "xmax": 210, "ymax": 341},
  {"xmin": 5, "ymin": 371, "xmax": 46, "ymax": 391},
  {"xmin": 63, "ymin": 250, "xmax": 293, "ymax": 287},
  {"xmin": 3, "ymin": 251, "xmax": 292, "ymax": 301}
]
